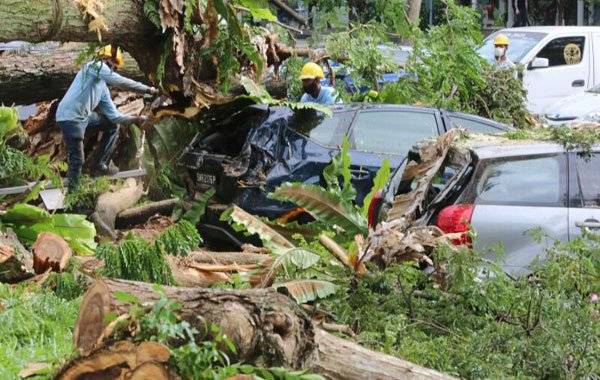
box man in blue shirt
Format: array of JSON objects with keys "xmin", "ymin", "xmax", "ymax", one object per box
[
  {"xmin": 299, "ymin": 62, "xmax": 341, "ymax": 105},
  {"xmin": 56, "ymin": 44, "xmax": 159, "ymax": 190}
]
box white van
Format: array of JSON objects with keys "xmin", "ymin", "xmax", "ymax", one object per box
[{"xmin": 477, "ymin": 26, "xmax": 600, "ymax": 115}]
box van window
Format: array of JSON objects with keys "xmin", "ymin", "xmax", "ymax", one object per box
[
  {"xmin": 477, "ymin": 31, "xmax": 547, "ymax": 64},
  {"xmin": 475, "ymin": 155, "xmax": 566, "ymax": 206},
  {"xmin": 536, "ymin": 36, "xmax": 585, "ymax": 67},
  {"xmin": 572, "ymin": 153, "xmax": 600, "ymax": 208}
]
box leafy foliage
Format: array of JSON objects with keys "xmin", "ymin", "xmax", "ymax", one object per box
[
  {"xmin": 96, "ymin": 220, "xmax": 201, "ymax": 284},
  {"xmin": 0, "ymin": 284, "xmax": 80, "ymax": 379},
  {"xmin": 0, "ymin": 203, "xmax": 97, "ymax": 255},
  {"xmin": 324, "ymin": 235, "xmax": 600, "ymax": 379},
  {"xmin": 63, "ymin": 175, "xmax": 112, "ymax": 211},
  {"xmin": 0, "ymin": 107, "xmax": 65, "ymax": 189},
  {"xmin": 505, "ymin": 124, "xmax": 600, "ymax": 157}
]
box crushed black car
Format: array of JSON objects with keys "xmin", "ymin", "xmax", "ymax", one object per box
[{"xmin": 179, "ymin": 103, "xmax": 511, "ymax": 247}]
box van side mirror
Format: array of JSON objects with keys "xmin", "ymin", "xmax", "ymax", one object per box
[{"xmin": 529, "ymin": 57, "xmax": 549, "ymax": 70}]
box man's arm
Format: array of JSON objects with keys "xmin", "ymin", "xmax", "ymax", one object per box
[
  {"xmin": 97, "ymin": 62, "xmax": 155, "ymax": 93},
  {"xmin": 98, "ymin": 86, "xmax": 142, "ymax": 125}
]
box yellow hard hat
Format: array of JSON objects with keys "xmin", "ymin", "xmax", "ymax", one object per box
[
  {"xmin": 494, "ymin": 34, "xmax": 509, "ymax": 46},
  {"xmin": 299, "ymin": 62, "xmax": 324, "ymax": 80},
  {"xmin": 97, "ymin": 44, "xmax": 124, "ymax": 67}
]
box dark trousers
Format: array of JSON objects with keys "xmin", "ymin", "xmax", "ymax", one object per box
[{"xmin": 58, "ymin": 112, "xmax": 119, "ymax": 189}]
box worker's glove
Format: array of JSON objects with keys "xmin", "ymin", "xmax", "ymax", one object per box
[
  {"xmin": 135, "ymin": 115, "xmax": 148, "ymax": 125},
  {"xmin": 147, "ymin": 87, "xmax": 160, "ymax": 95}
]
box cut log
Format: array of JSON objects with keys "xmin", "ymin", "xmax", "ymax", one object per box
[
  {"xmin": 90, "ymin": 178, "xmax": 144, "ymax": 239},
  {"xmin": 0, "ymin": 42, "xmax": 144, "ymax": 105},
  {"xmin": 57, "ymin": 340, "xmax": 173, "ymax": 380},
  {"xmin": 71, "ymin": 278, "xmax": 454, "ymax": 379},
  {"xmin": 270, "ymin": 0, "xmax": 308, "ymax": 25},
  {"xmin": 32, "ymin": 232, "xmax": 72, "ymax": 274},
  {"xmin": 0, "ymin": 228, "xmax": 34, "ymax": 282},
  {"xmin": 115, "ymin": 198, "xmax": 180, "ymax": 229}
]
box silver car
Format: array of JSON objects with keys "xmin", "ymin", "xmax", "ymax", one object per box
[{"xmin": 373, "ymin": 139, "xmax": 600, "ymax": 277}]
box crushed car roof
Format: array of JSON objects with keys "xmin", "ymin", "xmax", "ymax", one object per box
[{"xmin": 453, "ymin": 133, "xmax": 567, "ymax": 159}]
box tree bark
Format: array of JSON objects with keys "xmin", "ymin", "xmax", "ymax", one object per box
[
  {"xmin": 407, "ymin": 0, "xmax": 423, "ymax": 25},
  {"xmin": 115, "ymin": 198, "xmax": 180, "ymax": 229},
  {"xmin": 0, "ymin": 228, "xmax": 34, "ymax": 282},
  {"xmin": 72, "ymin": 278, "xmax": 454, "ymax": 380},
  {"xmin": 0, "ymin": 42, "xmax": 145, "ymax": 105}
]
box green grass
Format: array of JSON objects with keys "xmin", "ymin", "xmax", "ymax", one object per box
[{"xmin": 0, "ymin": 284, "xmax": 80, "ymax": 379}]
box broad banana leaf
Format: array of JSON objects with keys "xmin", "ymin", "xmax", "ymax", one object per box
[
  {"xmin": 0, "ymin": 204, "xmax": 97, "ymax": 255},
  {"xmin": 221, "ymin": 205, "xmax": 294, "ymax": 251},
  {"xmin": 274, "ymin": 280, "xmax": 337, "ymax": 304},
  {"xmin": 269, "ymin": 183, "xmax": 367, "ymax": 236}
]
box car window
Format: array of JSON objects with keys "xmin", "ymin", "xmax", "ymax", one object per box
[
  {"xmin": 536, "ymin": 36, "xmax": 585, "ymax": 67},
  {"xmin": 448, "ymin": 116, "xmax": 502, "ymax": 134},
  {"xmin": 288, "ymin": 110, "xmax": 352, "ymax": 147},
  {"xmin": 351, "ymin": 111, "xmax": 438, "ymax": 155},
  {"xmin": 475, "ymin": 155, "xmax": 564, "ymax": 206},
  {"xmin": 572, "ymin": 153, "xmax": 600, "ymax": 208},
  {"xmin": 477, "ymin": 31, "xmax": 547, "ymax": 64}
]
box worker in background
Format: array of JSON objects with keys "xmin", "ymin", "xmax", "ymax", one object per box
[
  {"xmin": 299, "ymin": 62, "xmax": 342, "ymax": 105},
  {"xmin": 493, "ymin": 34, "xmax": 515, "ymax": 70},
  {"xmin": 513, "ymin": 0, "xmax": 530, "ymax": 27},
  {"xmin": 56, "ymin": 45, "xmax": 159, "ymax": 191}
]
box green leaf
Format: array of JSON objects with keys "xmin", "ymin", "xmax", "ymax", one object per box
[
  {"xmin": 269, "ymin": 183, "xmax": 367, "ymax": 236},
  {"xmin": 362, "ymin": 159, "xmax": 391, "ymax": 217},
  {"xmin": 279, "ymin": 247, "xmax": 320, "ymax": 270},
  {"xmin": 239, "ymin": 0, "xmax": 277, "ymax": 21},
  {"xmin": 240, "ymin": 75, "xmax": 272, "ymax": 100},
  {"xmin": 322, "ymin": 137, "xmax": 355, "ymax": 201},
  {"xmin": 221, "ymin": 205, "xmax": 294, "ymax": 250},
  {"xmin": 113, "ymin": 291, "xmax": 141, "ymax": 305},
  {"xmin": 0, "ymin": 106, "xmax": 19, "ymax": 140},
  {"xmin": 0, "ymin": 203, "xmax": 51, "ymax": 224},
  {"xmin": 182, "ymin": 188, "xmax": 215, "ymax": 225},
  {"xmin": 274, "ymin": 280, "xmax": 337, "ymax": 304}
]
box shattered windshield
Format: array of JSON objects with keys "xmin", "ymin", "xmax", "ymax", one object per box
[
  {"xmin": 477, "ymin": 31, "xmax": 547, "ymax": 64},
  {"xmin": 288, "ymin": 110, "xmax": 352, "ymax": 147}
]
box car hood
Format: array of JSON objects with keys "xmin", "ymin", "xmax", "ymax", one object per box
[{"xmin": 544, "ymin": 91, "xmax": 600, "ymax": 120}]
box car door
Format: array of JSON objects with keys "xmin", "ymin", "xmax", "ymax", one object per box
[
  {"xmin": 524, "ymin": 34, "xmax": 590, "ymax": 114},
  {"xmin": 468, "ymin": 153, "xmax": 569, "ymax": 276},
  {"xmin": 347, "ymin": 108, "xmax": 443, "ymax": 204},
  {"xmin": 568, "ymin": 151, "xmax": 600, "ymax": 239}
]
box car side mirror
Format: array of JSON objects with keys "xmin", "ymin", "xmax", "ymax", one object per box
[{"xmin": 529, "ymin": 57, "xmax": 549, "ymax": 70}]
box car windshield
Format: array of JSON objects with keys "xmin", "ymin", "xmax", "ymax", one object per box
[{"xmin": 477, "ymin": 31, "xmax": 547, "ymax": 64}]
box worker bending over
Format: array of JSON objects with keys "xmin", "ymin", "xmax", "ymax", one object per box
[{"xmin": 56, "ymin": 44, "xmax": 159, "ymax": 191}]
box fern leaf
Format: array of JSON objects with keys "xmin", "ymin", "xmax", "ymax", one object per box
[
  {"xmin": 221, "ymin": 205, "xmax": 294, "ymax": 250},
  {"xmin": 269, "ymin": 183, "xmax": 367, "ymax": 236},
  {"xmin": 275, "ymin": 280, "xmax": 337, "ymax": 304}
]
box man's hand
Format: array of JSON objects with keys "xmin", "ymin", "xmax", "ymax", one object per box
[
  {"xmin": 135, "ymin": 115, "xmax": 148, "ymax": 125},
  {"xmin": 147, "ymin": 87, "xmax": 160, "ymax": 95}
]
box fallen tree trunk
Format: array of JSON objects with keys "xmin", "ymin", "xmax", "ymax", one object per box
[
  {"xmin": 90, "ymin": 178, "xmax": 144, "ymax": 240},
  {"xmin": 0, "ymin": 42, "xmax": 145, "ymax": 105},
  {"xmin": 0, "ymin": 44, "xmax": 289, "ymax": 105},
  {"xmin": 71, "ymin": 278, "xmax": 454, "ymax": 380},
  {"xmin": 32, "ymin": 232, "xmax": 72, "ymax": 274},
  {"xmin": 115, "ymin": 198, "xmax": 180, "ymax": 229}
]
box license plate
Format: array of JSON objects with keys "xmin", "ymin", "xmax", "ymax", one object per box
[{"xmin": 197, "ymin": 173, "xmax": 216, "ymax": 185}]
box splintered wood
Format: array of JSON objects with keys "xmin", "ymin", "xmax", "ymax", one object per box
[{"xmin": 361, "ymin": 130, "xmax": 460, "ymax": 266}]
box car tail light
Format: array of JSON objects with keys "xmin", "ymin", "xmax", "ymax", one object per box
[
  {"xmin": 435, "ymin": 204, "xmax": 474, "ymax": 246},
  {"xmin": 367, "ymin": 190, "xmax": 383, "ymax": 228}
]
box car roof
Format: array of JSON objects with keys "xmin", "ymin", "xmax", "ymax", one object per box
[
  {"xmin": 454, "ymin": 134, "xmax": 567, "ymax": 159},
  {"xmin": 500, "ymin": 26, "xmax": 600, "ymax": 34}
]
